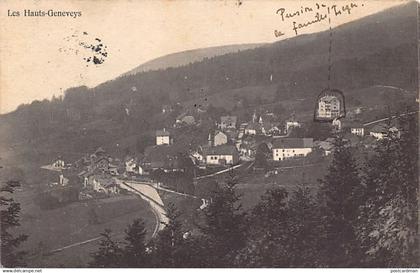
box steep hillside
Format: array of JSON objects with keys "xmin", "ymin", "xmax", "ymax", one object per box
[
  {"xmin": 0, "ymin": 2, "xmax": 417, "ymax": 163},
  {"xmin": 122, "ymin": 43, "xmax": 266, "ymax": 76}
]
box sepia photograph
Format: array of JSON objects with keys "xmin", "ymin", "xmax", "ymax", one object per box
[{"xmin": 0, "ymin": 0, "xmax": 418, "ymax": 270}]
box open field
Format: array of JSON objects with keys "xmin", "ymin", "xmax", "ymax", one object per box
[
  {"xmin": 195, "ymin": 158, "xmax": 330, "ymax": 210},
  {"xmin": 0, "ymin": 146, "xmax": 156, "ymax": 267},
  {"xmin": 159, "ymin": 191, "xmax": 202, "ymax": 231},
  {"xmin": 19, "ymin": 194, "xmax": 155, "ymax": 267}
]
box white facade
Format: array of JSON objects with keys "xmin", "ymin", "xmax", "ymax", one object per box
[
  {"xmin": 286, "ymin": 121, "xmax": 301, "ymax": 133},
  {"xmin": 245, "ymin": 128, "xmax": 257, "ymax": 135},
  {"xmin": 206, "ymin": 155, "xmax": 234, "ymax": 165},
  {"xmin": 125, "ymin": 159, "xmax": 137, "ymax": 173},
  {"xmin": 272, "ymin": 148, "xmax": 312, "ymax": 161},
  {"xmin": 83, "ymin": 177, "xmax": 89, "ymax": 188},
  {"xmin": 318, "ymin": 96, "xmax": 340, "ymax": 118},
  {"xmin": 370, "ymin": 131, "xmax": 384, "ymax": 140},
  {"xmin": 59, "ymin": 174, "xmax": 69, "ymax": 186},
  {"xmin": 156, "ymin": 135, "xmax": 170, "ymax": 145},
  {"xmin": 91, "ymin": 178, "xmax": 102, "ymax": 192},
  {"xmin": 53, "ymin": 159, "xmax": 65, "ymax": 168},
  {"xmin": 351, "ymin": 127, "xmax": 364, "ymax": 137},
  {"xmin": 192, "ymin": 152, "xmax": 203, "ymax": 161},
  {"xmin": 332, "ymin": 119, "xmax": 342, "ymax": 131},
  {"xmin": 214, "ymin": 132, "xmax": 228, "ymax": 146}
]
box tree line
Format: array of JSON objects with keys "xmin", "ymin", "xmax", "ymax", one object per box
[
  {"xmin": 88, "ymin": 116, "xmax": 418, "ymax": 268},
  {"xmin": 1, "ymin": 116, "xmax": 417, "ymax": 267}
]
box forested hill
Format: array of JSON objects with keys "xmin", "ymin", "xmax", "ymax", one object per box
[
  {"xmin": 0, "ymin": 2, "xmax": 417, "ymax": 159},
  {"xmin": 122, "ymin": 43, "xmax": 266, "ymax": 76}
]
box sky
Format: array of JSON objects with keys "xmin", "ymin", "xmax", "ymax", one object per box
[{"xmin": 0, "ymin": 0, "xmax": 406, "ymax": 114}]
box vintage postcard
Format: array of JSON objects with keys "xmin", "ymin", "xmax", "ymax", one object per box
[{"xmin": 0, "ymin": 0, "xmax": 418, "ymax": 269}]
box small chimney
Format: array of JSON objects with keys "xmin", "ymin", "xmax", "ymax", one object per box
[{"xmin": 208, "ymin": 132, "xmax": 214, "ymax": 147}]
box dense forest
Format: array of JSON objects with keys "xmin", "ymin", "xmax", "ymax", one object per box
[{"xmin": 0, "ymin": 2, "xmax": 417, "ymax": 161}]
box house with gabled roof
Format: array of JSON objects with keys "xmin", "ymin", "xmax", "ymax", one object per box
[
  {"xmin": 272, "ymin": 138, "xmax": 313, "ymax": 161},
  {"xmin": 220, "ymin": 116, "xmax": 237, "ymax": 130},
  {"xmin": 369, "ymin": 124, "xmax": 388, "ymax": 140},
  {"xmin": 143, "ymin": 144, "xmax": 188, "ymax": 172},
  {"xmin": 156, "ymin": 128, "xmax": 172, "ymax": 145},
  {"xmin": 369, "ymin": 124, "xmax": 400, "ymax": 140},
  {"xmin": 204, "ymin": 144, "xmax": 239, "ymax": 165},
  {"xmin": 88, "ymin": 175, "xmax": 119, "ymax": 195},
  {"xmin": 208, "ymin": 130, "xmax": 228, "ymax": 146},
  {"xmin": 285, "ymin": 120, "xmax": 301, "ymax": 133},
  {"xmin": 245, "ymin": 122, "xmax": 262, "ymax": 135},
  {"xmin": 343, "ymin": 120, "xmax": 365, "ymax": 136}
]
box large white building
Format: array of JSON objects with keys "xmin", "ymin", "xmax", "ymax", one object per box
[
  {"xmin": 272, "ymin": 138, "xmax": 313, "ymax": 161},
  {"xmin": 156, "ymin": 129, "xmax": 171, "ymax": 145},
  {"xmin": 318, "ymin": 95, "xmax": 340, "ymax": 119}
]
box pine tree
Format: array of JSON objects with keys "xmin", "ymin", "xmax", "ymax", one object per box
[
  {"xmin": 122, "ymin": 218, "xmax": 149, "ymax": 267},
  {"xmin": 237, "ymin": 187, "xmax": 290, "ymax": 267},
  {"xmin": 149, "ymin": 204, "xmax": 187, "ymax": 267},
  {"xmin": 89, "ymin": 229, "xmax": 123, "ymax": 268},
  {"xmin": 287, "ymin": 185, "xmax": 321, "ymax": 267},
  {"xmin": 254, "ymin": 146, "xmax": 268, "ymax": 170},
  {"xmin": 317, "ymin": 136, "xmax": 363, "ymax": 267},
  {"xmin": 199, "ymin": 172, "xmax": 247, "ymax": 267},
  {"xmin": 358, "ymin": 115, "xmax": 418, "ymax": 267},
  {"xmin": 1, "ymin": 180, "xmax": 28, "ymax": 267}
]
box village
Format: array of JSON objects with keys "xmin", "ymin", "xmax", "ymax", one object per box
[{"xmin": 42, "ymin": 91, "xmax": 404, "ymax": 208}]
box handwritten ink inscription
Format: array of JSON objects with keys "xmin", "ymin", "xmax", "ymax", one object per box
[
  {"xmin": 274, "ymin": 2, "xmax": 364, "ymax": 37},
  {"xmin": 274, "ymin": 29, "xmax": 285, "ymax": 37}
]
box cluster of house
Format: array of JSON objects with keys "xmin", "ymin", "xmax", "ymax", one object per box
[
  {"xmin": 186, "ymin": 111, "xmax": 399, "ymax": 166},
  {"xmin": 152, "ymin": 112, "xmax": 321, "ymax": 168},
  {"xmin": 74, "ymin": 148, "xmax": 121, "ymax": 195},
  {"xmin": 156, "ymin": 102, "xmax": 327, "ymax": 165},
  {"xmin": 52, "ymin": 147, "xmax": 150, "ymax": 196},
  {"xmin": 50, "ymin": 103, "xmax": 401, "ymax": 195},
  {"xmin": 333, "ymin": 118, "xmax": 400, "ymax": 140},
  {"xmin": 315, "ymin": 94, "xmax": 399, "ymax": 141}
]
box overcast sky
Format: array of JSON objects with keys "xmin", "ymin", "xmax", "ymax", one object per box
[{"xmin": 0, "ymin": 0, "xmax": 404, "ymax": 114}]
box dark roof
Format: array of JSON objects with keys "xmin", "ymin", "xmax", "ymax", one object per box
[
  {"xmin": 272, "ymin": 138, "xmax": 313, "ymax": 149},
  {"xmin": 314, "ymin": 140, "xmax": 334, "ymax": 150},
  {"xmin": 370, "ymin": 124, "xmax": 388, "ymax": 133},
  {"xmin": 214, "ymin": 131, "xmax": 227, "ymax": 138},
  {"xmin": 246, "ymin": 122, "xmax": 261, "ymax": 130},
  {"xmin": 94, "ymin": 176, "xmax": 116, "ymax": 187},
  {"xmin": 156, "ymin": 129, "xmax": 170, "ymax": 136},
  {"xmin": 144, "ymin": 144, "xmax": 185, "ymax": 163},
  {"xmin": 181, "ymin": 115, "xmax": 195, "ymax": 124},
  {"xmin": 204, "ymin": 145, "xmax": 238, "ymax": 156},
  {"xmin": 262, "ymin": 122, "xmax": 279, "ymax": 131},
  {"xmin": 343, "ymin": 120, "xmax": 364, "ymax": 128},
  {"xmin": 94, "ymin": 147, "xmax": 106, "ymax": 155},
  {"xmin": 176, "ymin": 113, "xmax": 186, "ymax": 120},
  {"xmin": 78, "ymin": 170, "xmax": 93, "ymax": 177},
  {"xmin": 221, "ymin": 116, "xmax": 237, "ymax": 124},
  {"xmin": 94, "ymin": 156, "xmax": 109, "ymax": 164}
]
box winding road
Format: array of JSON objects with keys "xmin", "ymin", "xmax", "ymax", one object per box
[{"xmin": 119, "ymin": 181, "xmax": 169, "ymax": 237}]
